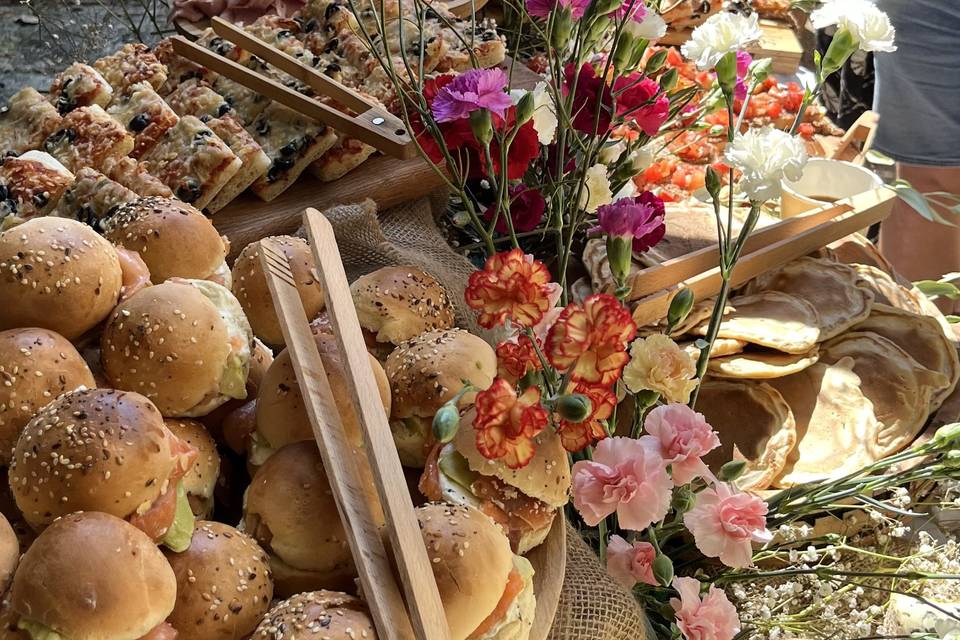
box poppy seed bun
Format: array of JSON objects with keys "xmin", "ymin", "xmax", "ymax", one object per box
[
  {"xmin": 243, "ymin": 442, "xmax": 356, "ymax": 596},
  {"xmin": 0, "ymin": 218, "xmax": 122, "ymax": 340},
  {"xmin": 350, "ymin": 266, "xmax": 455, "ymax": 347},
  {"xmin": 253, "ymin": 332, "xmax": 389, "ymax": 463},
  {"xmin": 0, "ymin": 514, "xmax": 18, "ymax": 594},
  {"xmin": 232, "ymin": 236, "xmax": 324, "ymax": 347},
  {"xmin": 164, "ymin": 419, "xmax": 220, "ymax": 518},
  {"xmin": 165, "ymin": 521, "xmax": 273, "ymax": 640},
  {"xmin": 102, "ymin": 196, "xmax": 228, "ymax": 284},
  {"xmin": 9, "ymin": 388, "xmax": 179, "ymax": 531},
  {"xmin": 252, "ymin": 591, "xmax": 376, "ymax": 640},
  {"xmin": 417, "ymin": 503, "xmax": 514, "ymax": 640},
  {"xmin": 0, "ymin": 328, "xmax": 95, "ymax": 465},
  {"xmin": 100, "ymin": 280, "xmax": 252, "ymax": 417},
  {"xmin": 10, "ymin": 512, "xmax": 176, "ymax": 639}
]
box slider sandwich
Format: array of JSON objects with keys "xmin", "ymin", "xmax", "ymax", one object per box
[
  {"xmin": 9, "ymin": 388, "xmax": 198, "ymax": 551},
  {"xmin": 252, "ymin": 591, "xmax": 376, "ymax": 640},
  {"xmin": 101, "ymin": 279, "xmax": 253, "ymax": 417},
  {"xmin": 164, "ymin": 419, "xmax": 221, "ymax": 519}
]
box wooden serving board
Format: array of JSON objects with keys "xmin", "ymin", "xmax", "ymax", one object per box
[{"xmin": 661, "ymin": 19, "xmax": 802, "ymax": 74}]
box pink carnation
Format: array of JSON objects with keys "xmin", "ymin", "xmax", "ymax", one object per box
[
  {"xmin": 526, "ymin": 0, "xmax": 591, "ymax": 19},
  {"xmin": 671, "ymin": 576, "xmax": 741, "ymax": 640},
  {"xmin": 614, "ymin": 74, "xmax": 670, "ymax": 136},
  {"xmin": 735, "ymin": 51, "xmax": 753, "ymax": 102},
  {"xmin": 684, "ymin": 483, "xmax": 772, "ymax": 568},
  {"xmin": 641, "ymin": 404, "xmax": 721, "ymax": 486},
  {"xmin": 591, "ymin": 193, "xmax": 666, "ymax": 253},
  {"xmin": 431, "ymin": 68, "xmax": 513, "ymax": 123},
  {"xmin": 606, "ymin": 535, "xmax": 658, "ymax": 588},
  {"xmin": 572, "ymin": 437, "xmax": 672, "ymax": 531}
]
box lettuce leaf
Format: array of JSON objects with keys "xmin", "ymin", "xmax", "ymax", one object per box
[{"xmin": 161, "ymin": 482, "xmax": 196, "ymax": 553}]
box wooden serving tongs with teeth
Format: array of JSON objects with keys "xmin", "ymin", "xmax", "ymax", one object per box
[{"xmin": 258, "ymin": 208, "xmax": 450, "ymax": 640}]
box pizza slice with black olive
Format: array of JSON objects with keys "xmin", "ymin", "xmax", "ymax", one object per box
[
  {"xmin": 166, "ymin": 78, "xmax": 235, "ymax": 121},
  {"xmin": 42, "ymin": 105, "xmax": 134, "ymax": 173},
  {"xmin": 139, "ymin": 115, "xmax": 242, "ymax": 210},
  {"xmin": 247, "ymin": 103, "xmax": 337, "ymax": 201},
  {"xmin": 107, "ymin": 82, "xmax": 181, "ymax": 158},
  {"xmin": 0, "ymin": 87, "xmax": 63, "ymax": 156},
  {"xmin": 153, "ymin": 37, "xmax": 211, "ymax": 97},
  {"xmin": 48, "ymin": 62, "xmax": 114, "ymax": 115},
  {"xmin": 203, "ymin": 114, "xmax": 272, "ymax": 212},
  {"xmin": 53, "ymin": 166, "xmax": 139, "ymax": 228},
  {"xmin": 93, "ymin": 43, "xmax": 169, "ymax": 94},
  {"xmin": 0, "ymin": 151, "xmax": 74, "ymax": 228}
]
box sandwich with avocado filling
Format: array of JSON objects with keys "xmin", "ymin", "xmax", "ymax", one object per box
[
  {"xmin": 8, "ymin": 388, "xmax": 198, "ymax": 551},
  {"xmin": 101, "ymin": 278, "xmax": 253, "ymax": 418}
]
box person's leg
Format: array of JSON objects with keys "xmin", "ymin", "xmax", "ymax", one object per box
[{"xmin": 879, "ymin": 163, "xmax": 960, "ymax": 283}]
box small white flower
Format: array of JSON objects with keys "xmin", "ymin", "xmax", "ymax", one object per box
[
  {"xmin": 681, "ymin": 12, "xmax": 763, "ymax": 70},
  {"xmin": 811, "ymin": 0, "xmax": 896, "ymax": 53},
  {"xmin": 598, "ymin": 141, "xmax": 627, "ymax": 165},
  {"xmin": 625, "ymin": 11, "xmax": 668, "ymax": 41},
  {"xmin": 724, "ymin": 126, "xmax": 808, "ymax": 202},
  {"xmin": 630, "ymin": 142, "xmax": 657, "ymax": 173},
  {"xmin": 580, "ymin": 163, "xmax": 613, "ymax": 213},
  {"xmin": 510, "ymin": 82, "xmax": 557, "ymax": 145}
]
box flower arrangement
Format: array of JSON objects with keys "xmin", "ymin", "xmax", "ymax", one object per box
[{"xmin": 344, "ymin": 0, "xmax": 960, "ymax": 637}]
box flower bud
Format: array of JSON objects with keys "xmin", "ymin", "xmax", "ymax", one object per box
[
  {"xmin": 551, "ymin": 7, "xmax": 575, "ymax": 50},
  {"xmin": 944, "ymin": 450, "xmax": 960, "ymax": 469},
  {"xmin": 644, "ymin": 49, "xmax": 668, "ymax": 74},
  {"xmin": 556, "ymin": 393, "xmax": 593, "ymax": 423},
  {"xmin": 671, "ymin": 485, "xmax": 695, "ymax": 513},
  {"xmin": 821, "ymin": 28, "xmax": 857, "ymax": 78},
  {"xmin": 659, "ymin": 67, "xmax": 679, "ymax": 93},
  {"xmin": 715, "ymin": 50, "xmax": 739, "ymax": 100},
  {"xmin": 432, "ymin": 403, "xmax": 461, "ymax": 443},
  {"xmin": 932, "ymin": 423, "xmax": 960, "ymax": 449},
  {"xmin": 633, "ymin": 389, "xmax": 660, "ymax": 408},
  {"xmin": 667, "ymin": 288, "xmax": 695, "ymax": 332},
  {"xmin": 749, "ymin": 57, "xmax": 774, "ymax": 85},
  {"xmin": 515, "ymin": 91, "xmax": 536, "ymax": 126},
  {"xmin": 605, "ymin": 235, "xmax": 633, "ymax": 287},
  {"xmin": 592, "ymin": 0, "xmax": 622, "ymax": 16},
  {"xmin": 653, "ymin": 553, "xmax": 674, "ymax": 587},
  {"xmin": 719, "ymin": 459, "xmax": 748, "ymax": 482},
  {"xmin": 469, "ymin": 109, "xmax": 494, "ymax": 146},
  {"xmin": 584, "ymin": 16, "xmax": 611, "ymax": 52},
  {"xmin": 705, "ymin": 165, "xmax": 723, "ymax": 198}
]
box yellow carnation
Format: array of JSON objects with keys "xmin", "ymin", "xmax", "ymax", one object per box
[{"xmin": 623, "ymin": 334, "xmax": 698, "ymax": 404}]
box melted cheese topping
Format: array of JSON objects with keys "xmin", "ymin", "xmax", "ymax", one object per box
[
  {"xmin": 0, "ymin": 153, "xmax": 74, "ymax": 222},
  {"xmin": 42, "ymin": 104, "xmax": 134, "ymax": 173},
  {"xmin": 166, "ymin": 78, "xmax": 231, "ymax": 120},
  {"xmin": 106, "ymin": 82, "xmax": 180, "ymax": 158},
  {"xmin": 0, "ymin": 87, "xmax": 62, "ymax": 155},
  {"xmin": 54, "ymin": 167, "xmax": 137, "ymax": 224},
  {"xmin": 48, "ymin": 62, "xmax": 113, "ymax": 115},
  {"xmin": 93, "ymin": 43, "xmax": 168, "ymax": 93}
]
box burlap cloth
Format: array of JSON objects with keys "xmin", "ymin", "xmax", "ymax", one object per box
[{"xmin": 297, "ymin": 194, "xmax": 654, "ymax": 639}]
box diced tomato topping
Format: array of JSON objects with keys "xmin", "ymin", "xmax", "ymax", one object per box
[
  {"xmin": 798, "ymin": 122, "xmax": 816, "ymax": 139},
  {"xmin": 780, "ymin": 91, "xmax": 804, "ymax": 112},
  {"xmin": 468, "ymin": 569, "xmax": 525, "ymax": 640}
]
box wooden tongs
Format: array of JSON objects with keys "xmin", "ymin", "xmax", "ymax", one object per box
[
  {"xmin": 172, "ymin": 17, "xmax": 416, "ymax": 159},
  {"xmin": 258, "ymin": 208, "xmax": 449, "ymax": 640}
]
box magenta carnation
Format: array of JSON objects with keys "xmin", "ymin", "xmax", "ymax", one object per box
[
  {"xmin": 526, "ymin": 0, "xmax": 591, "ymax": 19},
  {"xmin": 484, "ymin": 184, "xmax": 547, "ymax": 234},
  {"xmin": 430, "ymin": 68, "xmax": 514, "ymax": 123},
  {"xmin": 592, "ymin": 192, "xmax": 666, "ymax": 254},
  {"xmin": 735, "ymin": 50, "xmax": 753, "ymax": 102}
]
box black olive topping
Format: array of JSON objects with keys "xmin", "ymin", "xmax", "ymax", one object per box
[{"xmin": 128, "ymin": 113, "xmax": 151, "ymax": 132}]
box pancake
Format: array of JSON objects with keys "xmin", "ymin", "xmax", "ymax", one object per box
[
  {"xmin": 852, "ymin": 305, "xmax": 959, "ymax": 411},
  {"xmin": 853, "ymin": 264, "xmax": 924, "ymax": 315},
  {"xmin": 745, "ymin": 257, "xmax": 875, "ymax": 340},
  {"xmin": 820, "ymin": 331, "xmax": 949, "ymax": 455},
  {"xmin": 825, "ymin": 233, "xmax": 899, "ymax": 277},
  {"xmin": 707, "ymin": 347, "xmax": 820, "ymax": 380},
  {"xmin": 638, "ymin": 298, "xmax": 719, "ymax": 338},
  {"xmin": 768, "ymin": 359, "xmax": 882, "ymax": 487},
  {"xmin": 696, "ymin": 380, "xmax": 797, "ymax": 491},
  {"xmin": 681, "ymin": 338, "xmax": 747, "ymax": 360},
  {"xmin": 693, "ymin": 291, "xmax": 821, "ymax": 354}
]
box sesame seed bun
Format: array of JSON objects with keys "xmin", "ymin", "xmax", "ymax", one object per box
[
  {"xmin": 0, "ymin": 514, "xmax": 18, "ymax": 595},
  {"xmin": 100, "ymin": 279, "xmax": 252, "ymax": 417},
  {"xmin": 8, "ymin": 388, "xmax": 181, "ymax": 532},
  {"xmin": 231, "ymin": 237, "xmax": 324, "ymax": 347},
  {"xmin": 417, "ymin": 503, "xmax": 515, "ymax": 640},
  {"xmin": 0, "ymin": 218, "xmax": 122, "ymax": 340},
  {"xmin": 253, "ymin": 332, "xmax": 389, "ymax": 463},
  {"xmin": 164, "ymin": 419, "xmax": 220, "ymax": 518},
  {"xmin": 10, "ymin": 512, "xmax": 176, "ymax": 639},
  {"xmin": 248, "ymin": 338, "xmax": 274, "ymax": 394},
  {"xmin": 385, "ymin": 329, "xmax": 495, "ymax": 467},
  {"xmin": 164, "ymin": 521, "xmax": 273, "ymax": 640},
  {"xmin": 102, "ymin": 196, "xmax": 228, "ymax": 284},
  {"xmin": 242, "ymin": 442, "xmax": 356, "ymax": 597},
  {"xmin": 0, "ymin": 328, "xmax": 95, "ymax": 465},
  {"xmin": 252, "ymin": 591, "xmax": 375, "ymax": 640},
  {"xmin": 350, "ymin": 267, "xmax": 455, "ymax": 349}
]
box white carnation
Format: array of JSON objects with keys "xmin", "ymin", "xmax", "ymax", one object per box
[
  {"xmin": 724, "ymin": 127, "xmax": 808, "ymax": 202},
  {"xmin": 811, "ymin": 0, "xmax": 896, "ymax": 53},
  {"xmin": 510, "ymin": 82, "xmax": 557, "ymax": 145},
  {"xmin": 625, "ymin": 11, "xmax": 667, "ymax": 41},
  {"xmin": 680, "ymin": 12, "xmax": 763, "ymax": 70},
  {"xmin": 579, "ymin": 163, "xmax": 613, "ymax": 213}
]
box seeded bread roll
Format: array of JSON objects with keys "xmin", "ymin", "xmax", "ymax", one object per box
[
  {"xmin": 10, "ymin": 512, "xmax": 177, "ymax": 640},
  {"xmin": 165, "ymin": 521, "xmax": 273, "ymax": 640},
  {"xmin": 0, "ymin": 217, "xmax": 123, "ymax": 340},
  {"xmin": 0, "ymin": 514, "xmax": 18, "ymax": 595},
  {"xmin": 231, "ymin": 236, "xmax": 324, "ymax": 347},
  {"xmin": 8, "ymin": 388, "xmax": 182, "ymax": 532},
  {"xmin": 350, "ymin": 266, "xmax": 455, "ymax": 355},
  {"xmin": 164, "ymin": 419, "xmax": 220, "ymax": 518},
  {"xmin": 0, "ymin": 328, "xmax": 95, "ymax": 465},
  {"xmin": 252, "ymin": 591, "xmax": 376, "ymax": 640},
  {"xmin": 102, "ymin": 196, "xmax": 230, "ymax": 285}
]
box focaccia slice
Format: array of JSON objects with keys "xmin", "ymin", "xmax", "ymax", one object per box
[
  {"xmin": 94, "ymin": 43, "xmax": 168, "ymax": 93},
  {"xmin": 107, "ymin": 82, "xmax": 180, "ymax": 158},
  {"xmin": 204, "ymin": 114, "xmax": 271, "ymax": 213},
  {"xmin": 53, "ymin": 166, "xmax": 138, "ymax": 227},
  {"xmin": 139, "ymin": 115, "xmax": 242, "ymax": 210},
  {"xmin": 166, "ymin": 78, "xmax": 234, "ymax": 120},
  {"xmin": 211, "ymin": 70, "xmax": 272, "ymax": 126},
  {"xmin": 248, "ymin": 104, "xmax": 337, "ymax": 201},
  {"xmin": 0, "ymin": 87, "xmax": 63, "ymax": 156},
  {"xmin": 153, "ymin": 37, "xmax": 210, "ymax": 96},
  {"xmin": 0, "ymin": 151, "xmax": 74, "ymax": 228},
  {"xmin": 42, "ymin": 105, "xmax": 134, "ymax": 173},
  {"xmin": 102, "ymin": 156, "xmax": 174, "ymax": 198},
  {"xmin": 309, "ymin": 134, "xmax": 377, "ymax": 181},
  {"xmin": 48, "ymin": 62, "xmax": 113, "ymax": 115}
]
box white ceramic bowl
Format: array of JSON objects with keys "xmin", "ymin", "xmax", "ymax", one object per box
[{"xmin": 781, "ymin": 158, "xmax": 883, "ymax": 218}]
